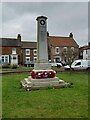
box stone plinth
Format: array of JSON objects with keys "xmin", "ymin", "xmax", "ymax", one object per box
[
  {"xmin": 34, "ymin": 63, "xmax": 51, "ymax": 70},
  {"xmin": 21, "ymin": 62, "xmax": 70, "ymax": 90},
  {"xmin": 21, "ymin": 76, "xmax": 70, "ymax": 91}
]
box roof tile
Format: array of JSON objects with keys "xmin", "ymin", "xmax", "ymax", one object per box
[{"xmin": 48, "ymin": 36, "xmax": 79, "ymax": 47}]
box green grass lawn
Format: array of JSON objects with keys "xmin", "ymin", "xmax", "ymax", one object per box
[
  {"xmin": 2, "ymin": 72, "xmax": 88, "ymax": 118},
  {"xmin": 0, "ymin": 76, "xmax": 2, "ymax": 119}
]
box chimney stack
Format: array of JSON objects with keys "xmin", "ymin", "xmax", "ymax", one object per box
[
  {"xmin": 17, "ymin": 34, "xmax": 21, "ymax": 41},
  {"xmin": 47, "ymin": 31, "xmax": 49, "ymax": 37},
  {"xmin": 69, "ymin": 32, "xmax": 73, "ymax": 39},
  {"xmin": 88, "ymin": 42, "xmax": 90, "ymax": 46}
]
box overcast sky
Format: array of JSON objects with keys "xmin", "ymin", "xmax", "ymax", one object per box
[{"xmin": 0, "ymin": 2, "xmax": 88, "ymax": 47}]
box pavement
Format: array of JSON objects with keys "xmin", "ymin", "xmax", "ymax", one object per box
[{"xmin": 0, "ymin": 70, "xmax": 31, "ymax": 75}]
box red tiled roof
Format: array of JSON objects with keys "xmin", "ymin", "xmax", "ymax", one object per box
[{"xmin": 48, "ymin": 36, "xmax": 79, "ymax": 47}]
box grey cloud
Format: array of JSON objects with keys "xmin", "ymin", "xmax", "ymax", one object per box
[{"xmin": 1, "ymin": 2, "xmax": 88, "ymax": 46}]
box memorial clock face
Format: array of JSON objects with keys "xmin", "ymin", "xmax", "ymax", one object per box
[{"xmin": 40, "ymin": 20, "xmax": 45, "ymax": 25}]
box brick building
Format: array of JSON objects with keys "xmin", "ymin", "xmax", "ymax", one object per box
[
  {"xmin": 21, "ymin": 41, "xmax": 37, "ymax": 66},
  {"xmin": 0, "ymin": 34, "xmax": 21, "ymax": 66},
  {"xmin": 48, "ymin": 33, "xmax": 79, "ymax": 64},
  {"xmin": 0, "ymin": 33, "xmax": 79, "ymax": 66}
]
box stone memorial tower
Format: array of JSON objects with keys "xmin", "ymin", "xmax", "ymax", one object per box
[
  {"xmin": 21, "ymin": 16, "xmax": 70, "ymax": 90},
  {"xmin": 36, "ymin": 16, "xmax": 48, "ymax": 63},
  {"xmin": 34, "ymin": 16, "xmax": 51, "ymax": 70}
]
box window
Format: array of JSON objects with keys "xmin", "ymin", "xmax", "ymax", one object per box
[
  {"xmin": 75, "ymin": 62, "xmax": 81, "ymax": 66},
  {"xmin": 5, "ymin": 56, "xmax": 9, "ymax": 63},
  {"xmin": 13, "ymin": 56, "xmax": 16, "ymax": 60},
  {"xmin": 1, "ymin": 56, "xmax": 4, "ymax": 63},
  {"xmin": 55, "ymin": 47, "xmax": 59, "ymax": 54},
  {"xmin": 26, "ymin": 57, "xmax": 30, "ymax": 63},
  {"xmin": 1, "ymin": 55, "xmax": 9, "ymax": 64},
  {"xmin": 63, "ymin": 47, "xmax": 67, "ymax": 52},
  {"xmin": 33, "ymin": 49, "xmax": 37, "ymax": 55},
  {"xmin": 55, "ymin": 57, "xmax": 60, "ymax": 62},
  {"xmin": 26, "ymin": 49, "xmax": 30, "ymax": 55},
  {"xmin": 12, "ymin": 48, "xmax": 16, "ymax": 54},
  {"xmin": 33, "ymin": 57, "xmax": 37, "ymax": 63},
  {"xmin": 71, "ymin": 47, "xmax": 74, "ymax": 52}
]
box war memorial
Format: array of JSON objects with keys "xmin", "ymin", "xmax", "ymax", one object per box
[{"xmin": 21, "ymin": 16, "xmax": 70, "ymax": 90}]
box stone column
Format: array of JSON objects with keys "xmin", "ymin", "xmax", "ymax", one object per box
[{"xmin": 36, "ymin": 16, "xmax": 48, "ymax": 63}]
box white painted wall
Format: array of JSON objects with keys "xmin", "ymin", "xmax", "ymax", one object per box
[
  {"xmin": 11, "ymin": 55, "xmax": 18, "ymax": 65},
  {"xmin": 83, "ymin": 49, "xmax": 90, "ymax": 60}
]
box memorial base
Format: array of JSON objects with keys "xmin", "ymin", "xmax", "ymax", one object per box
[
  {"xmin": 21, "ymin": 76, "xmax": 70, "ymax": 91},
  {"xmin": 21, "ymin": 63, "xmax": 70, "ymax": 91}
]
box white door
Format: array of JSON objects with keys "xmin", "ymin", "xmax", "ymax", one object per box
[{"xmin": 11, "ymin": 55, "xmax": 18, "ymax": 65}]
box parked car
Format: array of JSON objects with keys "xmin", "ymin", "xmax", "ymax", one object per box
[
  {"xmin": 64, "ymin": 59, "xmax": 90, "ymax": 70},
  {"xmin": 50, "ymin": 62, "xmax": 62, "ymax": 67},
  {"xmin": 64, "ymin": 65, "xmax": 70, "ymax": 70}
]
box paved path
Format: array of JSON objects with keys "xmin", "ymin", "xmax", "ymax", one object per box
[{"xmin": 0, "ymin": 70, "xmax": 31, "ymax": 75}]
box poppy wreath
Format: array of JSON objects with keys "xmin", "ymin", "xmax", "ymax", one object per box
[{"xmin": 31, "ymin": 71, "xmax": 56, "ymax": 79}]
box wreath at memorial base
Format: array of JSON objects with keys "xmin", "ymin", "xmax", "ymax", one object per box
[{"xmin": 31, "ymin": 71, "xmax": 56, "ymax": 79}]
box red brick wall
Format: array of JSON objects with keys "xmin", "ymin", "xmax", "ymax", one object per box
[
  {"xmin": 2, "ymin": 46, "xmax": 21, "ymax": 54},
  {"xmin": 1, "ymin": 46, "xmax": 21, "ymax": 65},
  {"xmin": 21, "ymin": 48, "xmax": 37, "ymax": 65}
]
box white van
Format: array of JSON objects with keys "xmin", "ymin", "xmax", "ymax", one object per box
[{"xmin": 64, "ymin": 59, "xmax": 90, "ymax": 70}]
